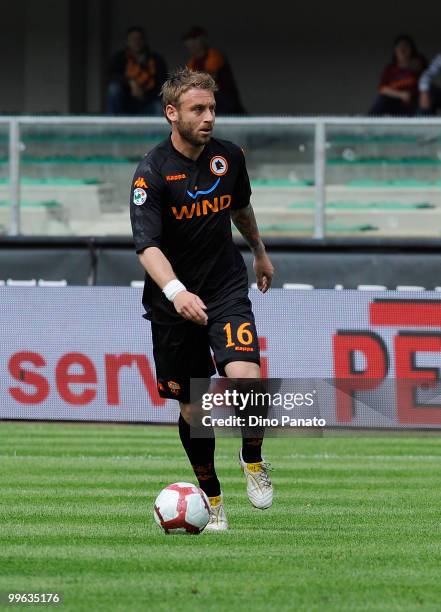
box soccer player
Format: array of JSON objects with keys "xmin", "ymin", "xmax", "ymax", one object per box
[{"xmin": 130, "ymin": 68, "xmax": 274, "ymax": 531}]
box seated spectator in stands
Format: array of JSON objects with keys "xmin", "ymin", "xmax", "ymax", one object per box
[
  {"xmin": 369, "ymin": 35, "xmax": 426, "ymax": 116},
  {"xmin": 418, "ymin": 54, "xmax": 441, "ymax": 114},
  {"xmin": 107, "ymin": 26, "xmax": 167, "ymax": 115},
  {"xmin": 183, "ymin": 26, "xmax": 245, "ymax": 115}
]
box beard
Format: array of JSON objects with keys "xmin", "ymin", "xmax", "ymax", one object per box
[{"xmin": 176, "ymin": 119, "xmax": 211, "ymax": 146}]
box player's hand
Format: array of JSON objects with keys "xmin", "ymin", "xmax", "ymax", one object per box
[
  {"xmin": 253, "ymin": 252, "xmax": 274, "ymax": 293},
  {"xmin": 400, "ymin": 91, "xmax": 411, "ymax": 105},
  {"xmin": 173, "ymin": 291, "xmax": 208, "ymax": 325}
]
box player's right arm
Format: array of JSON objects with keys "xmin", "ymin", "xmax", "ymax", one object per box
[
  {"xmin": 130, "ymin": 160, "xmax": 207, "ymax": 325},
  {"xmin": 138, "ymin": 247, "xmax": 207, "ymax": 325}
]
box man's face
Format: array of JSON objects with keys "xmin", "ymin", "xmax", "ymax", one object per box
[
  {"xmin": 395, "ymin": 40, "xmax": 412, "ymax": 64},
  {"xmin": 167, "ymin": 88, "xmax": 216, "ymax": 147},
  {"xmin": 184, "ymin": 36, "xmax": 205, "ymax": 57},
  {"xmin": 127, "ymin": 30, "xmax": 145, "ymax": 54}
]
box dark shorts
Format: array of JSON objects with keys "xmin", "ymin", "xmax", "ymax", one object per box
[{"xmin": 151, "ymin": 298, "xmax": 260, "ymax": 403}]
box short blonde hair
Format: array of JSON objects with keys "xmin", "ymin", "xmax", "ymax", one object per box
[{"xmin": 161, "ymin": 67, "xmax": 217, "ymax": 109}]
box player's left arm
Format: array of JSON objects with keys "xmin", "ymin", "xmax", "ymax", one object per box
[
  {"xmin": 231, "ymin": 204, "xmax": 274, "ymax": 293},
  {"xmin": 230, "ymin": 148, "xmax": 274, "ymax": 293}
]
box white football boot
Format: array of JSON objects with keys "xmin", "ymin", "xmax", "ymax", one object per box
[
  {"xmin": 204, "ymin": 493, "xmax": 229, "ymax": 532},
  {"xmin": 239, "ymin": 449, "xmax": 273, "ymax": 509}
]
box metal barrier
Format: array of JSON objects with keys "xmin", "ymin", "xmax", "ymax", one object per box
[{"xmin": 2, "ymin": 115, "xmax": 441, "ymax": 238}]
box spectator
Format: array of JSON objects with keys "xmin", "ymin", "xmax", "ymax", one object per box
[
  {"xmin": 183, "ymin": 26, "xmax": 245, "ymax": 115},
  {"xmin": 107, "ymin": 26, "xmax": 167, "ymax": 115},
  {"xmin": 369, "ymin": 35, "xmax": 426, "ymax": 116},
  {"xmin": 419, "ymin": 54, "xmax": 441, "ymax": 114}
]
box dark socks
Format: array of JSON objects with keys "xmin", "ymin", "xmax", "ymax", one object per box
[
  {"xmin": 233, "ymin": 380, "xmax": 266, "ymax": 463},
  {"xmin": 241, "ymin": 437, "xmax": 263, "ymax": 463},
  {"xmin": 178, "ymin": 414, "xmax": 221, "ymax": 497}
]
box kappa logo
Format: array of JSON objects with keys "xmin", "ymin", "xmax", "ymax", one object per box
[
  {"xmin": 167, "ymin": 380, "xmax": 181, "ymax": 395},
  {"xmin": 166, "ymin": 174, "xmax": 187, "ymax": 182},
  {"xmin": 133, "ymin": 188, "xmax": 147, "ymax": 206},
  {"xmin": 134, "ymin": 177, "xmax": 148, "ymax": 188},
  {"xmin": 210, "ymin": 156, "xmax": 228, "ymax": 176}
]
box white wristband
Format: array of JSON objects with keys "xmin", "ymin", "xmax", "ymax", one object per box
[{"xmin": 163, "ymin": 279, "xmax": 186, "ymax": 302}]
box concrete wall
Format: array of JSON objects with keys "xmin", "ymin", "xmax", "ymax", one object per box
[
  {"xmin": 1, "ymin": 0, "xmax": 440, "ymax": 114},
  {"xmin": 85, "ymin": 0, "xmax": 109, "ymax": 114},
  {"xmin": 24, "ymin": 0, "xmax": 71, "ymax": 113},
  {"xmin": 1, "ymin": 0, "xmax": 89, "ymax": 114},
  {"xmin": 0, "ymin": 4, "xmax": 25, "ymax": 113}
]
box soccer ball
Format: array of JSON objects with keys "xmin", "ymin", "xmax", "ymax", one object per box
[{"xmin": 153, "ymin": 482, "xmax": 211, "ymax": 534}]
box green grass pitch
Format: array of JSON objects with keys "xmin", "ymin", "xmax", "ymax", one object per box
[{"xmin": 1, "ymin": 422, "xmax": 441, "ymax": 611}]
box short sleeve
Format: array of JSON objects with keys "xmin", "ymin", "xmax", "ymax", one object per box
[
  {"xmin": 231, "ymin": 149, "xmax": 252, "ymax": 210},
  {"xmin": 130, "ymin": 159, "xmax": 164, "ymax": 253}
]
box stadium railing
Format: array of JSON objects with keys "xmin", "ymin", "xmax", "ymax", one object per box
[{"xmin": 1, "ymin": 116, "xmax": 441, "ymax": 239}]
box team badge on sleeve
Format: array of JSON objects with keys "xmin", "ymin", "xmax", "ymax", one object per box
[
  {"xmin": 210, "ymin": 156, "xmax": 228, "ymax": 176},
  {"xmin": 133, "ymin": 188, "xmax": 147, "ymax": 206}
]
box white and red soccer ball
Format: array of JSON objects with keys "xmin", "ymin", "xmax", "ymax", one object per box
[{"xmin": 153, "ymin": 482, "xmax": 211, "ymax": 534}]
